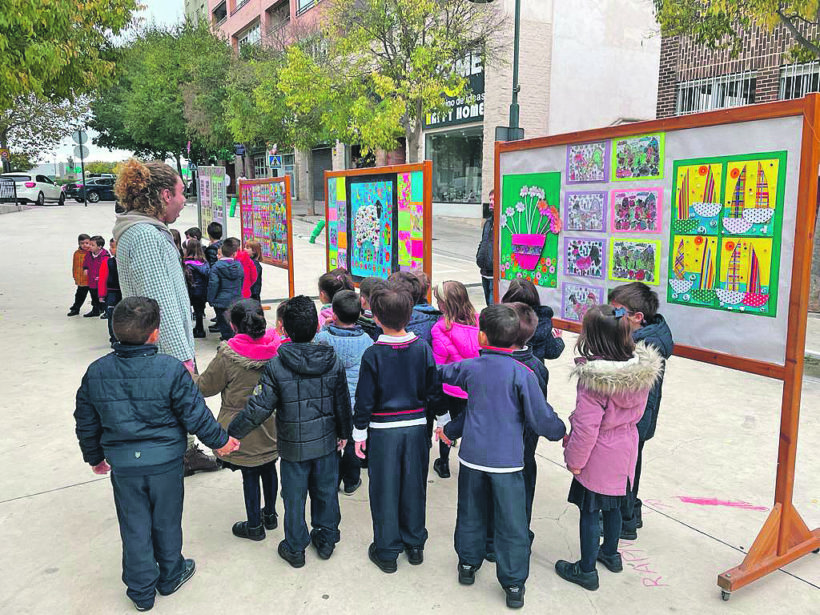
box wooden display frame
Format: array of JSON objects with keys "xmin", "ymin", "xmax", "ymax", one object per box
[
  {"xmin": 494, "ymin": 96, "xmax": 820, "ymax": 597},
  {"xmin": 238, "ymin": 176, "xmax": 295, "ymax": 298},
  {"xmin": 324, "ymin": 161, "xmax": 434, "ymax": 297}
]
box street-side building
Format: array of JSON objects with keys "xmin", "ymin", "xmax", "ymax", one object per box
[
  {"xmin": 656, "ymin": 22, "xmax": 820, "ymax": 309},
  {"xmin": 185, "ymin": 0, "xmax": 209, "ymax": 25},
  {"xmin": 206, "ymin": 0, "xmax": 660, "ymax": 217}
]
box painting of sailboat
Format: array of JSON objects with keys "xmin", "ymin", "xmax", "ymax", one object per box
[
  {"xmin": 722, "ymin": 158, "xmax": 781, "ymax": 237},
  {"xmin": 716, "ymin": 237, "xmax": 773, "ymax": 313},
  {"xmin": 668, "ymin": 235, "xmax": 717, "ymax": 306},
  {"xmin": 672, "ymin": 162, "xmax": 722, "ymax": 234}
]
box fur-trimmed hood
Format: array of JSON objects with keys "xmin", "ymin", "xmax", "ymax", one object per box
[
  {"xmin": 571, "ymin": 341, "xmax": 662, "ymax": 396},
  {"xmin": 222, "ymin": 329, "xmax": 281, "ymax": 369}
]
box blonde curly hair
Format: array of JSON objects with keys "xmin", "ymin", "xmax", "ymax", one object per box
[{"xmin": 115, "ymin": 159, "xmax": 181, "ymax": 219}]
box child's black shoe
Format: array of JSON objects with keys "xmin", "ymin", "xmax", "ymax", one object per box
[
  {"xmin": 132, "ymin": 599, "xmax": 154, "ymax": 611},
  {"xmin": 555, "ymin": 559, "xmax": 599, "ymax": 591},
  {"xmin": 193, "ymin": 328, "xmax": 206, "ymax": 339},
  {"xmin": 157, "ymin": 559, "xmax": 196, "ymax": 596},
  {"xmin": 458, "ymin": 563, "xmax": 477, "ymax": 585},
  {"xmin": 368, "ymin": 543, "xmax": 397, "ymax": 573},
  {"xmin": 263, "ymin": 511, "xmax": 278, "ymax": 530},
  {"xmin": 504, "ymin": 585, "xmax": 525, "ymax": 609},
  {"xmin": 620, "ymin": 527, "xmax": 638, "ymax": 541},
  {"xmin": 67, "ymin": 309, "xmax": 79, "ymax": 317},
  {"xmin": 433, "ymin": 458, "xmax": 450, "ymax": 479},
  {"xmin": 277, "ymin": 540, "xmax": 305, "ymax": 568},
  {"xmin": 343, "ymin": 478, "xmax": 362, "ymax": 496},
  {"xmin": 83, "ymin": 309, "xmax": 100, "ymax": 317},
  {"xmin": 597, "ymin": 551, "xmax": 623, "ymax": 572},
  {"xmin": 208, "ymin": 325, "xmax": 220, "ymax": 333},
  {"xmin": 100, "ymin": 312, "xmax": 108, "ymax": 320},
  {"xmin": 232, "ymin": 521, "xmax": 265, "ymax": 541},
  {"xmin": 311, "ymin": 531, "xmax": 335, "ymax": 560},
  {"xmin": 405, "ymin": 546, "xmax": 423, "ymax": 565}
]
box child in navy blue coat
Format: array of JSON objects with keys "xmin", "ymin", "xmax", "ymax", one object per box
[
  {"xmin": 315, "ymin": 290, "xmax": 373, "ymax": 495},
  {"xmin": 354, "ymin": 285, "xmax": 438, "ymax": 573},
  {"xmin": 207, "ymin": 240, "xmax": 244, "ymax": 341},
  {"xmin": 437, "ymin": 304, "xmax": 566, "ymax": 610}
]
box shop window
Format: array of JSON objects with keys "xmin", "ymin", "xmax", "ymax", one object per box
[{"xmin": 425, "ymin": 127, "xmax": 483, "ymax": 204}]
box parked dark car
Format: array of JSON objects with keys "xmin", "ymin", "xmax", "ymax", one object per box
[{"xmin": 82, "ymin": 177, "xmax": 117, "ymax": 203}]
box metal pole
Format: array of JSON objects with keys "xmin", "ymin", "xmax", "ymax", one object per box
[
  {"xmin": 80, "ymin": 139, "xmax": 86, "ymax": 207},
  {"xmin": 509, "ymin": 0, "xmax": 521, "ymax": 131}
]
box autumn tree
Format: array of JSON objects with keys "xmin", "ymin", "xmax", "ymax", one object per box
[
  {"xmin": 655, "ymin": 1, "xmax": 820, "ymax": 60},
  {"xmin": 0, "ymin": 95, "xmax": 91, "ymax": 162},
  {"xmin": 278, "ymin": 0, "xmax": 505, "ymax": 161}
]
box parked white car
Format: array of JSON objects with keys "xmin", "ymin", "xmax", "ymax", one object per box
[{"xmin": 0, "ymin": 173, "xmax": 65, "ymax": 205}]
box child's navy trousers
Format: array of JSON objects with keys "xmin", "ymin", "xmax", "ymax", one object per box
[
  {"xmin": 111, "ymin": 462, "xmax": 186, "ymax": 606},
  {"xmin": 455, "ymin": 464, "xmax": 530, "ymax": 588},
  {"xmin": 280, "ymin": 451, "xmax": 341, "ymax": 553},
  {"xmin": 368, "ymin": 424, "xmax": 429, "ymax": 561}
]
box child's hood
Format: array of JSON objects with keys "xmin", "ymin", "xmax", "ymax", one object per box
[
  {"xmin": 571, "ymin": 341, "xmax": 661, "ymax": 396},
  {"xmin": 323, "ymin": 324, "xmax": 365, "ymax": 338},
  {"xmin": 634, "ymin": 315, "xmax": 674, "ymax": 360},
  {"xmin": 414, "ymin": 302, "xmax": 441, "ymax": 316},
  {"xmin": 224, "ymin": 328, "xmax": 281, "ymax": 367},
  {"xmin": 277, "ymin": 341, "xmax": 337, "ymax": 376},
  {"xmin": 216, "ymin": 259, "xmax": 243, "ymax": 280}
]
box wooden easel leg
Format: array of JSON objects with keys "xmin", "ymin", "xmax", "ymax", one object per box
[{"xmin": 718, "ymin": 505, "xmax": 820, "ymax": 594}]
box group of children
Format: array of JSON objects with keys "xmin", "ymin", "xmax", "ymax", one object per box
[
  {"xmin": 68, "ymin": 221, "xmax": 266, "ymax": 347},
  {"xmin": 75, "ymin": 266, "xmax": 673, "ymax": 611},
  {"xmin": 68, "ymin": 233, "xmax": 121, "ymax": 344}
]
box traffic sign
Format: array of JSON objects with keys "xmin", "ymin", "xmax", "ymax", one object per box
[
  {"xmin": 74, "ymin": 145, "xmax": 89, "ymax": 158},
  {"xmin": 72, "ymin": 130, "xmax": 88, "ymax": 144},
  {"xmin": 269, "ymin": 154, "xmax": 282, "ymax": 168}
]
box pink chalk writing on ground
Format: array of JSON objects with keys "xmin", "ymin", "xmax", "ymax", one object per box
[
  {"xmin": 619, "ymin": 541, "xmax": 670, "ymax": 588},
  {"xmin": 677, "ymin": 496, "xmax": 768, "ymax": 511}
]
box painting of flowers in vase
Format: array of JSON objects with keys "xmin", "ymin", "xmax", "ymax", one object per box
[{"xmin": 499, "ymin": 172, "xmax": 562, "ymax": 288}]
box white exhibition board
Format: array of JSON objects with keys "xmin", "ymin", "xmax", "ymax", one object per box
[{"xmin": 498, "ymin": 116, "xmax": 803, "ymax": 366}]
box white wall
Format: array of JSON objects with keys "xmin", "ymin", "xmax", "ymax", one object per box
[{"xmin": 548, "ymin": 0, "xmax": 660, "ymax": 133}]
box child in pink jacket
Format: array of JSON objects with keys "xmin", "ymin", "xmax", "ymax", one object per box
[
  {"xmin": 431, "ymin": 281, "xmax": 480, "ymax": 479},
  {"xmin": 555, "ymin": 304, "xmax": 661, "ymax": 592}
]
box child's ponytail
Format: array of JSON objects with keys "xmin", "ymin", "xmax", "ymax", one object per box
[
  {"xmin": 230, "ymin": 299, "xmax": 267, "ymax": 339},
  {"xmin": 576, "ymin": 304, "xmax": 635, "ymax": 362},
  {"xmin": 318, "ymin": 268, "xmax": 354, "ymax": 301}
]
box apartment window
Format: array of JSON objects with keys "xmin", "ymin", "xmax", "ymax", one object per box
[
  {"xmin": 237, "ymin": 22, "xmax": 261, "ymax": 49},
  {"xmin": 676, "ymin": 72, "xmax": 756, "ymax": 115},
  {"xmin": 253, "ymin": 155, "xmax": 269, "ymax": 179},
  {"xmin": 232, "ymin": 0, "xmax": 250, "ymax": 15},
  {"xmin": 212, "ymin": 1, "xmax": 227, "ymax": 25},
  {"xmin": 780, "ymin": 62, "xmax": 820, "ymax": 99},
  {"xmin": 297, "ymin": 0, "xmax": 316, "ymax": 15}
]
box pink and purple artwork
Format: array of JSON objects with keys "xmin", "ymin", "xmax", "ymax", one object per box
[
  {"xmin": 564, "ymin": 237, "xmax": 606, "ymax": 279},
  {"xmin": 562, "ymin": 283, "xmax": 604, "ymax": 323},
  {"xmin": 610, "ymin": 188, "xmax": 663, "ymax": 233}
]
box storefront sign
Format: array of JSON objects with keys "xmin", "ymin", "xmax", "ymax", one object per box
[{"xmin": 424, "ymin": 54, "xmax": 485, "ymax": 129}]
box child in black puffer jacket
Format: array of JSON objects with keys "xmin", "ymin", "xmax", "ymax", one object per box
[
  {"xmin": 502, "ymin": 279, "xmax": 565, "ymax": 362},
  {"xmin": 183, "ymin": 239, "xmax": 211, "ymax": 338},
  {"xmin": 228, "ymin": 296, "xmax": 352, "ymax": 568}
]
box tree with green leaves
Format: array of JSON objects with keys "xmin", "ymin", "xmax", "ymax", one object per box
[
  {"xmin": 655, "ymin": 1, "xmax": 820, "ymax": 60},
  {"xmin": 0, "ymin": 94, "xmax": 91, "ymax": 162},
  {"xmin": 277, "ymin": 0, "xmax": 505, "ymax": 161},
  {"xmin": 0, "ymin": 1, "xmax": 138, "ymax": 108}
]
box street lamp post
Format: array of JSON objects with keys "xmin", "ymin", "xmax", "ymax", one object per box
[{"xmin": 470, "ymin": 0, "xmax": 523, "ymax": 141}]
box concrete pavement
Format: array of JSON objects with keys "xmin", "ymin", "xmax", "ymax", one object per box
[{"xmin": 0, "ymin": 201, "xmax": 818, "ymax": 614}]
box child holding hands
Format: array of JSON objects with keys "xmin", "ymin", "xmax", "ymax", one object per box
[{"xmin": 555, "ymin": 304, "xmax": 661, "ymax": 591}]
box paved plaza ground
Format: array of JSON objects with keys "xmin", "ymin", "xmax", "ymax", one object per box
[{"xmin": 0, "ymin": 201, "xmax": 818, "ymax": 614}]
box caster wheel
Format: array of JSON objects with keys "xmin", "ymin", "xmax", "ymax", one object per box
[{"xmin": 721, "ymin": 590, "xmax": 731, "ymax": 601}]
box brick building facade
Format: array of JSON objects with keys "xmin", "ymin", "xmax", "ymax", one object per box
[{"xmin": 656, "ymin": 25, "xmax": 820, "ymax": 311}]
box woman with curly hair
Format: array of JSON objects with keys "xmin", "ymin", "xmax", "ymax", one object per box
[{"xmin": 112, "ymin": 158, "xmax": 219, "ymax": 475}]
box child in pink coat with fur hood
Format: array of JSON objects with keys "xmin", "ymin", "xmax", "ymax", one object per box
[
  {"xmin": 555, "ymin": 304, "xmax": 661, "ymax": 592},
  {"xmin": 430, "ymin": 281, "xmax": 480, "ymax": 479}
]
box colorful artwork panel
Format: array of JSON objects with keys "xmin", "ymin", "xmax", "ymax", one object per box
[
  {"xmin": 716, "ymin": 237, "xmax": 776, "ymax": 316},
  {"xmin": 562, "ymin": 283, "xmax": 604, "ymax": 323},
  {"xmin": 722, "ymin": 158, "xmax": 781, "ymax": 237},
  {"xmin": 566, "ymin": 141, "xmax": 609, "ymax": 184},
  {"xmin": 564, "ymin": 237, "xmax": 606, "ymax": 280},
  {"xmin": 564, "ymin": 191, "xmax": 607, "ymax": 232},
  {"xmin": 499, "ymin": 172, "xmax": 562, "ymax": 288},
  {"xmin": 608, "ymin": 239, "xmax": 661, "ymax": 286},
  {"xmin": 239, "ymin": 180, "xmax": 290, "ymax": 269},
  {"xmin": 671, "ymin": 162, "xmax": 723, "ymax": 235},
  {"xmin": 610, "ymin": 188, "xmax": 663, "ymax": 233},
  {"xmin": 398, "ymin": 171, "xmax": 424, "ymax": 269},
  {"xmin": 349, "ymin": 179, "xmax": 394, "ymax": 279},
  {"xmin": 667, "ymin": 235, "xmax": 719, "ymax": 307},
  {"xmin": 612, "ymin": 132, "xmax": 664, "ymax": 181}
]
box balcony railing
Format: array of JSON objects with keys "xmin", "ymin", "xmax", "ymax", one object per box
[{"xmin": 231, "ymin": 0, "xmax": 250, "ymax": 17}]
